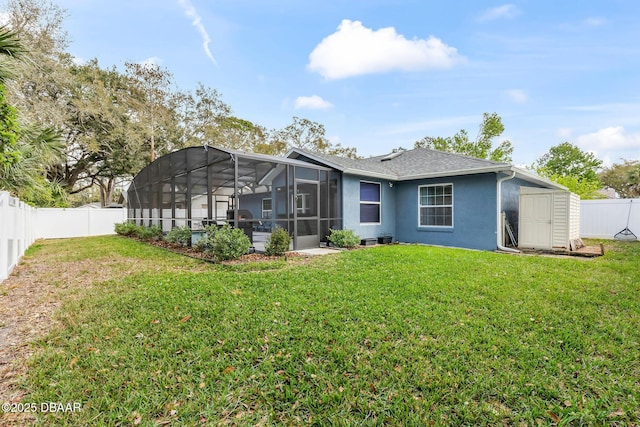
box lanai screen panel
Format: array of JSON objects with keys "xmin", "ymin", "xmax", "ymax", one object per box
[{"xmin": 126, "ymin": 146, "xmax": 342, "ymax": 246}]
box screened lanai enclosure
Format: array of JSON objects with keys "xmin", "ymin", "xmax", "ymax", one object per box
[{"xmin": 126, "ymin": 146, "xmax": 342, "ymax": 250}]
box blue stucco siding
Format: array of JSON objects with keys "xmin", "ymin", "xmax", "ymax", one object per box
[
  {"xmin": 394, "ymin": 174, "xmax": 499, "ymax": 250},
  {"xmin": 341, "ymin": 174, "xmax": 396, "ymax": 240},
  {"xmin": 501, "ymin": 177, "xmax": 544, "ymax": 238},
  {"xmin": 238, "ymin": 193, "xmax": 269, "ymax": 220}
]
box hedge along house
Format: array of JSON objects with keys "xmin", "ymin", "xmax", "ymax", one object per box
[
  {"xmin": 126, "ymin": 146, "xmax": 342, "ymax": 250},
  {"xmin": 287, "ymin": 147, "xmax": 570, "ymax": 251}
]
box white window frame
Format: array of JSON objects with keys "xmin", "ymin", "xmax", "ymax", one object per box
[
  {"xmin": 262, "ymin": 198, "xmax": 272, "ymax": 219},
  {"xmin": 418, "ymin": 183, "xmax": 454, "ymax": 228},
  {"xmin": 360, "ymin": 180, "xmax": 381, "ymax": 225},
  {"xmin": 291, "ymin": 193, "xmax": 310, "ymax": 214}
]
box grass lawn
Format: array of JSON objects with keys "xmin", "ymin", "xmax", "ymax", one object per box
[{"xmin": 15, "ymin": 237, "xmax": 640, "ymax": 425}]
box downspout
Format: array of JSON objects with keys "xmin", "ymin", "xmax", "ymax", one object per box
[{"xmin": 497, "ymin": 170, "xmax": 520, "ymax": 253}]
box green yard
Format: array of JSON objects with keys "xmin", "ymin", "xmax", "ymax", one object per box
[{"xmin": 14, "ymin": 237, "xmax": 640, "ymax": 425}]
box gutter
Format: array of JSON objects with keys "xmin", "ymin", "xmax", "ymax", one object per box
[{"xmin": 496, "ymin": 170, "xmax": 520, "ymax": 253}]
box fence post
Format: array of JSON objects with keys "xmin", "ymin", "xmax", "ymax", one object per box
[{"xmin": 0, "ymin": 191, "xmax": 8, "ymax": 281}]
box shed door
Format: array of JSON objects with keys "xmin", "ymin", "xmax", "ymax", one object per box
[{"xmin": 519, "ymin": 193, "xmax": 552, "ymax": 249}]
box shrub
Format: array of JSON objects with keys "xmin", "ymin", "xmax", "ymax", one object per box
[
  {"xmin": 166, "ymin": 226, "xmax": 192, "ymax": 246},
  {"xmin": 264, "ymin": 226, "xmax": 291, "ymax": 256},
  {"xmin": 137, "ymin": 225, "xmax": 163, "ymax": 241},
  {"xmin": 115, "ymin": 222, "xmax": 140, "ymax": 237},
  {"xmin": 201, "ymin": 224, "xmax": 251, "ymax": 261},
  {"xmin": 328, "ymin": 229, "xmax": 360, "ymax": 248}
]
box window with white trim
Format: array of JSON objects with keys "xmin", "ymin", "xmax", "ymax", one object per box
[
  {"xmin": 419, "ymin": 184, "xmax": 453, "ymax": 227},
  {"xmin": 297, "ymin": 194, "xmax": 310, "ymax": 214},
  {"xmin": 360, "ymin": 181, "xmax": 381, "ymax": 224},
  {"xmin": 262, "ymin": 198, "xmax": 272, "ymax": 219}
]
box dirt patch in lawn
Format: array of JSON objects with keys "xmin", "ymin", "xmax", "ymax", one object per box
[
  {"xmin": 0, "ymin": 237, "xmax": 326, "ymax": 425},
  {"xmin": 0, "ymin": 239, "xmax": 210, "ymax": 425}
]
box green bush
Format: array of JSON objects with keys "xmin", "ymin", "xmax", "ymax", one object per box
[
  {"xmin": 166, "ymin": 226, "xmax": 192, "ymax": 246},
  {"xmin": 264, "ymin": 226, "xmax": 291, "ymax": 256},
  {"xmin": 328, "ymin": 229, "xmax": 361, "ymax": 248},
  {"xmin": 137, "ymin": 225, "xmax": 163, "ymax": 241},
  {"xmin": 114, "ymin": 222, "xmax": 140, "ymax": 237},
  {"xmin": 201, "ymin": 224, "xmax": 251, "ymax": 261}
]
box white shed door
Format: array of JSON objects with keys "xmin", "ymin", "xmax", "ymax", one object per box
[{"xmin": 520, "ymin": 193, "xmax": 552, "ymax": 249}]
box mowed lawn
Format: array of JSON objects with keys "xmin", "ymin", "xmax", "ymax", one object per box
[{"xmin": 17, "ymin": 237, "xmax": 640, "ymax": 425}]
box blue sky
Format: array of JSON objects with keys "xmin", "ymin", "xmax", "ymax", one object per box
[{"xmin": 58, "ymin": 0, "xmax": 640, "ymax": 166}]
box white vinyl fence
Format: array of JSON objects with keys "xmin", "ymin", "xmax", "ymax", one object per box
[
  {"xmin": 35, "ymin": 207, "xmax": 126, "ymax": 238},
  {"xmin": 1, "ymin": 190, "xmax": 127, "ymax": 281},
  {"xmin": 0, "ymin": 191, "xmax": 37, "ymax": 281},
  {"xmin": 580, "ymin": 198, "xmax": 640, "ymax": 239}
]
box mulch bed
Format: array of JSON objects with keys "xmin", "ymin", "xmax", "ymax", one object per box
[{"xmin": 139, "ymin": 238, "xmax": 306, "ymax": 264}]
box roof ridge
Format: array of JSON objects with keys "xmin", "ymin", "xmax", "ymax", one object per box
[{"xmin": 405, "ymin": 146, "xmax": 510, "ymax": 166}]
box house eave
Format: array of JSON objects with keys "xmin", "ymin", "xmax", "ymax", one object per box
[
  {"xmin": 342, "ymin": 168, "xmax": 397, "ymax": 180},
  {"xmin": 510, "ymin": 166, "xmax": 568, "ymax": 190},
  {"xmin": 396, "ymin": 166, "xmax": 508, "ymax": 181},
  {"xmin": 285, "ymin": 148, "xmax": 347, "ymax": 171},
  {"xmin": 216, "ymin": 146, "xmax": 333, "ymax": 171},
  {"xmin": 394, "ymin": 166, "xmax": 567, "ymax": 190}
]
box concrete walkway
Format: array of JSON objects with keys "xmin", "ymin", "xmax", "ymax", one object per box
[{"xmin": 291, "ymin": 247, "xmax": 341, "ymax": 256}]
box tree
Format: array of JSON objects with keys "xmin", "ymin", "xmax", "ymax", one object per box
[
  {"xmin": 64, "ymin": 61, "xmax": 149, "ymax": 205},
  {"xmin": 269, "ymin": 116, "xmax": 358, "ymax": 158},
  {"xmin": 1, "ymin": 0, "xmax": 68, "ymax": 53},
  {"xmin": 414, "ymin": 112, "xmax": 514, "ymax": 162},
  {"xmin": 0, "ymin": 83, "xmax": 21, "ymax": 168},
  {"xmin": 125, "ymin": 61, "xmax": 175, "ymax": 162},
  {"xmin": 0, "ymin": 26, "xmax": 26, "ymax": 169},
  {"xmin": 0, "ymin": 21, "xmax": 66, "ymax": 206},
  {"xmin": 599, "ymin": 160, "xmax": 640, "ymax": 198},
  {"xmin": 534, "ymin": 142, "xmax": 603, "ymax": 199},
  {"xmin": 0, "ymin": 125, "xmax": 66, "ymax": 206},
  {"xmin": 534, "ymin": 142, "xmax": 602, "ymax": 182}
]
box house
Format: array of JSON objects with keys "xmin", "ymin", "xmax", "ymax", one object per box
[
  {"xmin": 126, "ymin": 145, "xmax": 568, "ymax": 252},
  {"xmin": 287, "ymin": 147, "xmax": 567, "ymax": 251}
]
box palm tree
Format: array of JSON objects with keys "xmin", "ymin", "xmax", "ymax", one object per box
[
  {"xmin": 0, "ymin": 25, "xmax": 26, "ymax": 169},
  {"xmin": 0, "ymin": 25, "xmax": 27, "ymax": 83},
  {"xmin": 0, "ymin": 26, "xmax": 67, "ymax": 206},
  {"xmin": 0, "ymin": 125, "xmax": 66, "ymax": 205}
]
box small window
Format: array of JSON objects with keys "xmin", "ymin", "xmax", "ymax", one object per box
[
  {"xmin": 294, "ymin": 193, "xmax": 310, "ymax": 214},
  {"xmin": 419, "ymin": 184, "xmax": 453, "ymax": 227},
  {"xmin": 262, "ymin": 198, "xmax": 272, "ymax": 219},
  {"xmin": 360, "ymin": 181, "xmax": 381, "ymax": 224}
]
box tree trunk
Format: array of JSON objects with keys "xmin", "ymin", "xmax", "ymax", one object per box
[{"xmin": 97, "ymin": 177, "xmax": 116, "ymax": 207}]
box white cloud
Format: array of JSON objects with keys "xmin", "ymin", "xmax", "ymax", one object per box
[
  {"xmin": 178, "ymin": 0, "xmax": 217, "ymax": 65},
  {"xmin": 506, "ymin": 89, "xmax": 528, "ymax": 104},
  {"xmin": 576, "ymin": 126, "xmax": 640, "ymax": 151},
  {"xmin": 0, "ymin": 12, "xmax": 10, "ymax": 27},
  {"xmin": 556, "ymin": 128, "xmax": 573, "ymax": 139},
  {"xmin": 477, "ymin": 4, "xmax": 520, "ymax": 22},
  {"xmin": 294, "ymin": 95, "xmax": 333, "ymax": 110},
  {"xmin": 140, "ymin": 57, "xmax": 163, "ymax": 67},
  {"xmin": 583, "ymin": 17, "xmax": 607, "ymax": 27},
  {"xmin": 71, "ymin": 56, "xmax": 86, "ymax": 66},
  {"xmin": 307, "ymin": 20, "xmax": 464, "ymax": 80}
]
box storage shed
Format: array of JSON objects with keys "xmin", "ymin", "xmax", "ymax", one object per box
[{"xmin": 518, "ymin": 187, "xmax": 580, "ymax": 251}]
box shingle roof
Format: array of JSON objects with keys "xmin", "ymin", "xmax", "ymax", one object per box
[{"xmin": 289, "ymin": 147, "xmax": 510, "ymax": 180}]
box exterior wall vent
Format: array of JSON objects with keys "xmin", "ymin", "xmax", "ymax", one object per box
[{"xmin": 381, "ymin": 150, "xmax": 405, "ymax": 161}]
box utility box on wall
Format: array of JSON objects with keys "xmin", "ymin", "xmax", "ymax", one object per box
[{"xmin": 518, "ymin": 187, "xmax": 580, "ymax": 251}]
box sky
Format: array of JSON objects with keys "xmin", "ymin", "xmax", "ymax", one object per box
[{"xmin": 56, "ymin": 0, "xmax": 640, "ymax": 167}]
